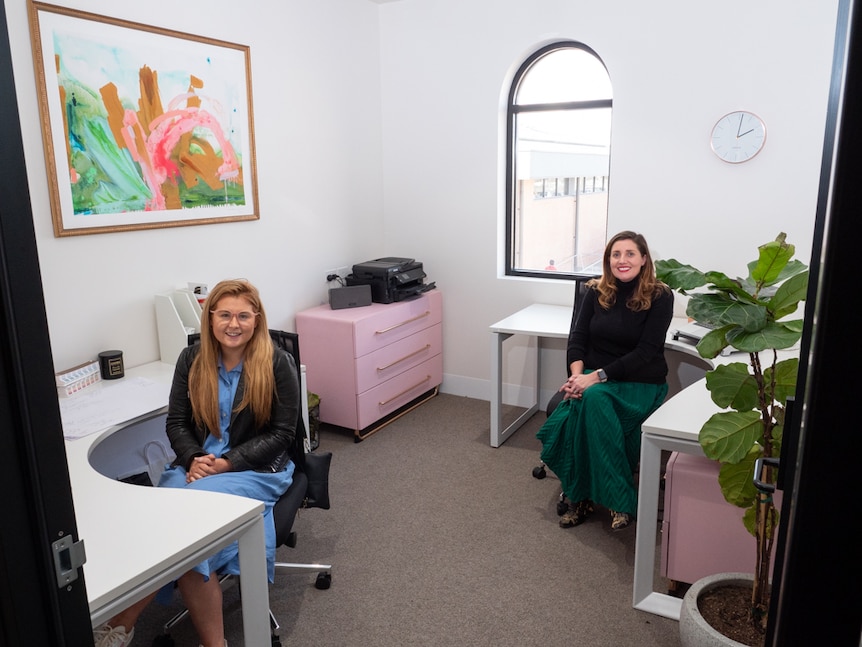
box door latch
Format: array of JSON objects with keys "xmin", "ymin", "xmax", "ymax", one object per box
[
  {"xmin": 753, "ymin": 456, "xmax": 781, "ymax": 494},
  {"xmin": 52, "ymin": 534, "xmax": 86, "ymax": 588}
]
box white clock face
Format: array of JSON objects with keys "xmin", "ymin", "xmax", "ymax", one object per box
[{"xmin": 710, "ymin": 111, "xmax": 766, "ymax": 163}]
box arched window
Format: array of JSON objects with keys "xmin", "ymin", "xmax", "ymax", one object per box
[{"xmin": 505, "ymin": 42, "xmax": 611, "ymax": 279}]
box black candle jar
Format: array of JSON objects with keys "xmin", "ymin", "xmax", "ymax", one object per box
[{"xmin": 98, "ymin": 350, "xmax": 124, "ymax": 379}]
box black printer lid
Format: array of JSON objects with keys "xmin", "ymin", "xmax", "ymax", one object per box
[
  {"xmin": 353, "ymin": 257, "xmax": 415, "ymax": 272},
  {"xmin": 367, "ymin": 257, "xmax": 414, "ymax": 267}
]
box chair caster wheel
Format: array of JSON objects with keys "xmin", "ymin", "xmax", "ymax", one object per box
[
  {"xmin": 532, "ymin": 465, "xmax": 547, "ymax": 479},
  {"xmin": 271, "ymin": 635, "xmax": 283, "ymax": 647},
  {"xmin": 152, "ymin": 635, "xmax": 175, "ymax": 647},
  {"xmin": 315, "ymin": 572, "xmax": 332, "ymax": 590},
  {"xmin": 556, "ymin": 500, "xmax": 569, "ymax": 515}
]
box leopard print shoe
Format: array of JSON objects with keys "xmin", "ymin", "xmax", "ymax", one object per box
[
  {"xmin": 559, "ymin": 499, "xmax": 594, "ymax": 528},
  {"xmin": 609, "ymin": 509, "xmax": 632, "ymax": 531}
]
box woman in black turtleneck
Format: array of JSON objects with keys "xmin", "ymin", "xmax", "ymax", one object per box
[{"xmin": 537, "ymin": 231, "xmax": 673, "ymax": 531}]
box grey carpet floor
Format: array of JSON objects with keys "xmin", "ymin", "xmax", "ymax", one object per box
[{"xmin": 131, "ymin": 393, "xmax": 681, "ymax": 646}]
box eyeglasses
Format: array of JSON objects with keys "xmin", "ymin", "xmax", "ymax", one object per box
[{"xmin": 210, "ymin": 310, "xmax": 259, "ymax": 325}]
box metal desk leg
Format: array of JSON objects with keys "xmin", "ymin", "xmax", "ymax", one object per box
[
  {"xmin": 490, "ymin": 331, "xmax": 540, "ymax": 448},
  {"xmin": 237, "ymin": 515, "xmax": 271, "ymax": 646},
  {"xmin": 633, "ymin": 433, "xmax": 703, "ymax": 620},
  {"xmin": 490, "ymin": 331, "xmax": 510, "ymax": 447}
]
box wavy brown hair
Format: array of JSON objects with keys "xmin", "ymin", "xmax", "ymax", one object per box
[
  {"xmin": 189, "ymin": 279, "xmax": 275, "ymax": 438},
  {"xmin": 588, "ymin": 230, "xmax": 669, "ymax": 312}
]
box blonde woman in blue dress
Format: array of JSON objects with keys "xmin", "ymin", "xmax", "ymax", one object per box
[{"xmin": 94, "ymin": 279, "xmax": 298, "ymax": 647}]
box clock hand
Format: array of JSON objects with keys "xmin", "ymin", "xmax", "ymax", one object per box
[
  {"xmin": 737, "ymin": 113, "xmax": 744, "ymax": 136},
  {"xmin": 738, "ymin": 128, "xmax": 755, "ymax": 137}
]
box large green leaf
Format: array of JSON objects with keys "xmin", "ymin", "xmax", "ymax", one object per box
[
  {"xmin": 766, "ymin": 357, "xmax": 800, "ymax": 406},
  {"xmin": 687, "ymin": 293, "xmax": 768, "ymax": 332},
  {"xmin": 750, "ymin": 235, "xmax": 794, "ymax": 287},
  {"xmin": 768, "ymin": 271, "xmax": 809, "ymax": 319},
  {"xmin": 695, "ymin": 326, "xmax": 734, "ymax": 359},
  {"xmin": 700, "ymin": 410, "xmax": 763, "ymax": 463},
  {"xmin": 703, "ymin": 271, "xmax": 761, "ymax": 305},
  {"xmin": 727, "ymin": 321, "xmax": 802, "ymax": 352},
  {"xmin": 705, "ymin": 363, "xmax": 759, "ymax": 411},
  {"xmin": 775, "ymin": 259, "xmax": 808, "ymax": 282},
  {"xmin": 655, "ymin": 259, "xmax": 707, "ymax": 291},
  {"xmin": 717, "ymin": 449, "xmax": 760, "ymax": 508}
]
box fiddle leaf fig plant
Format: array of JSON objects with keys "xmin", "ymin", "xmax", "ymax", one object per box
[{"xmin": 655, "ymin": 233, "xmax": 808, "ymax": 633}]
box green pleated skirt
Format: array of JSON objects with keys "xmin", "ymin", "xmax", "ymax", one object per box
[{"xmin": 536, "ymin": 380, "xmax": 668, "ymax": 517}]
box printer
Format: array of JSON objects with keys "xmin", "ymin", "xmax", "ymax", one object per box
[{"xmin": 346, "ymin": 257, "xmax": 435, "ymax": 304}]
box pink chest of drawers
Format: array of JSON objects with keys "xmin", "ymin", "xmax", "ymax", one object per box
[{"xmin": 295, "ymin": 290, "xmax": 442, "ymax": 440}]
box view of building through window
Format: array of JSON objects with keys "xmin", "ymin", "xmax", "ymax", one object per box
[{"xmin": 507, "ymin": 44, "xmax": 611, "ymax": 277}]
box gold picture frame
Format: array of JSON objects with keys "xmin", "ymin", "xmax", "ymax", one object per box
[{"xmin": 28, "ymin": 1, "xmax": 259, "ymax": 236}]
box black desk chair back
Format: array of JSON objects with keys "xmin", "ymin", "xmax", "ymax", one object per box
[{"xmin": 154, "ymin": 330, "xmax": 332, "ymax": 647}]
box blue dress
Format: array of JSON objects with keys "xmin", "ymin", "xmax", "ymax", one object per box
[{"xmin": 157, "ymin": 358, "xmax": 294, "ymax": 584}]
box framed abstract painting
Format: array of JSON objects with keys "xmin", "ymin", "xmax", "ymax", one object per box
[{"xmin": 28, "ymin": 2, "xmax": 259, "ymax": 236}]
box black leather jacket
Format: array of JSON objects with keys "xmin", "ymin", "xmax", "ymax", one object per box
[{"xmin": 166, "ymin": 344, "xmax": 299, "ymax": 473}]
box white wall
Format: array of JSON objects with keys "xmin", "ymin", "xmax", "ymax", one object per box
[
  {"xmin": 5, "ymin": 0, "xmax": 842, "ymax": 407},
  {"xmin": 6, "ymin": 0, "xmax": 385, "ymax": 371},
  {"xmin": 378, "ymin": 0, "xmax": 840, "ymax": 404}
]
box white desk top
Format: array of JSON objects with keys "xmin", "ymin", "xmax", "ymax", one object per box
[
  {"xmin": 490, "ymin": 304, "xmax": 705, "ymax": 360},
  {"xmin": 489, "ymin": 303, "xmax": 573, "ymax": 338},
  {"xmin": 640, "ymin": 377, "xmax": 714, "ymax": 443},
  {"xmin": 642, "ymin": 343, "xmax": 799, "ymax": 443},
  {"xmin": 62, "ymin": 361, "xmax": 264, "ymax": 622}
]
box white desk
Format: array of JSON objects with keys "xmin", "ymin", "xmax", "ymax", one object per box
[
  {"xmin": 62, "ymin": 362, "xmax": 272, "ymax": 646},
  {"xmin": 489, "ymin": 304, "xmax": 573, "ymax": 447}
]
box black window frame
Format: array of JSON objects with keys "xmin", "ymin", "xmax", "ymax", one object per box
[{"xmin": 504, "ymin": 40, "xmax": 611, "ymax": 283}]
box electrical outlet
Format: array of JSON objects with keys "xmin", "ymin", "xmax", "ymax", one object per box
[{"xmin": 325, "ymin": 266, "xmax": 351, "ymax": 283}]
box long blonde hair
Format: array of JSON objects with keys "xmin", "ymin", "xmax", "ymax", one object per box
[
  {"xmin": 189, "ymin": 279, "xmax": 275, "ymax": 437},
  {"xmin": 588, "ymin": 231, "xmax": 668, "ymax": 311}
]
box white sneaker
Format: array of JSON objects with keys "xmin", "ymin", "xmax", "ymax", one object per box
[{"xmin": 93, "ymin": 624, "xmax": 134, "ymax": 647}]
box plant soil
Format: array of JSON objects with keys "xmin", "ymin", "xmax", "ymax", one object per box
[{"xmin": 698, "ymin": 584, "xmax": 766, "ymax": 647}]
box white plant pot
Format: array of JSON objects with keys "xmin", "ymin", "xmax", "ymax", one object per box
[{"xmin": 679, "ymin": 572, "xmax": 754, "ymax": 647}]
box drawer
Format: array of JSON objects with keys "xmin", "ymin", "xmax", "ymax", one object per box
[
  {"xmin": 353, "ymin": 290, "xmax": 442, "ymax": 357},
  {"xmin": 355, "ymin": 323, "xmax": 442, "ymax": 392},
  {"xmin": 661, "ymin": 452, "xmax": 781, "ymax": 585},
  {"xmin": 356, "ymin": 355, "xmax": 442, "ymax": 430}
]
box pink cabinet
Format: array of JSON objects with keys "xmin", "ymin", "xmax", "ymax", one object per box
[
  {"xmin": 295, "ymin": 290, "xmax": 442, "ymax": 440},
  {"xmin": 660, "ymin": 451, "xmax": 780, "ymax": 588}
]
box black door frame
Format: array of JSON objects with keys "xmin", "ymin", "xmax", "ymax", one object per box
[
  {"xmin": 0, "ymin": 2, "xmax": 91, "ymax": 644},
  {"xmin": 767, "ymin": 0, "xmax": 862, "ymax": 644}
]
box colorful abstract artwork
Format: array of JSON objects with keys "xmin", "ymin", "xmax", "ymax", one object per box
[{"xmin": 29, "ymin": 2, "xmax": 258, "ymax": 236}]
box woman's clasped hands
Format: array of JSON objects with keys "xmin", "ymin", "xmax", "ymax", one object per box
[
  {"xmin": 561, "ymin": 372, "xmax": 600, "ymax": 400},
  {"xmin": 186, "ymin": 454, "xmax": 231, "ymax": 483}
]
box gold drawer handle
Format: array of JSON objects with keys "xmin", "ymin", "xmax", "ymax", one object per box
[
  {"xmin": 375, "ymin": 311, "xmax": 430, "ymax": 335},
  {"xmin": 377, "ymin": 345, "xmax": 432, "ymax": 372},
  {"xmin": 378, "ymin": 375, "xmax": 431, "ymax": 406}
]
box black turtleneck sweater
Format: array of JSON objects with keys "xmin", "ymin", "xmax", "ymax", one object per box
[{"xmin": 566, "ymin": 278, "xmax": 674, "ymax": 384}]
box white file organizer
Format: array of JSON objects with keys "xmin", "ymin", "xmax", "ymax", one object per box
[{"xmin": 155, "ymin": 290, "xmax": 202, "ymax": 365}]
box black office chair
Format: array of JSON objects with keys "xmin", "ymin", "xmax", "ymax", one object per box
[
  {"xmin": 531, "ymin": 392, "xmax": 570, "ymax": 515},
  {"xmin": 153, "ymin": 330, "xmax": 332, "ymax": 647},
  {"xmin": 531, "ymin": 299, "xmax": 577, "ymax": 514}
]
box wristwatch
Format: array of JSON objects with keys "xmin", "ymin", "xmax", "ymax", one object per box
[{"xmin": 596, "ymin": 368, "xmax": 608, "ymax": 383}]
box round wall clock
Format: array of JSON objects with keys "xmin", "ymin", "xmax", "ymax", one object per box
[{"xmin": 710, "ymin": 111, "xmax": 766, "ymax": 163}]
